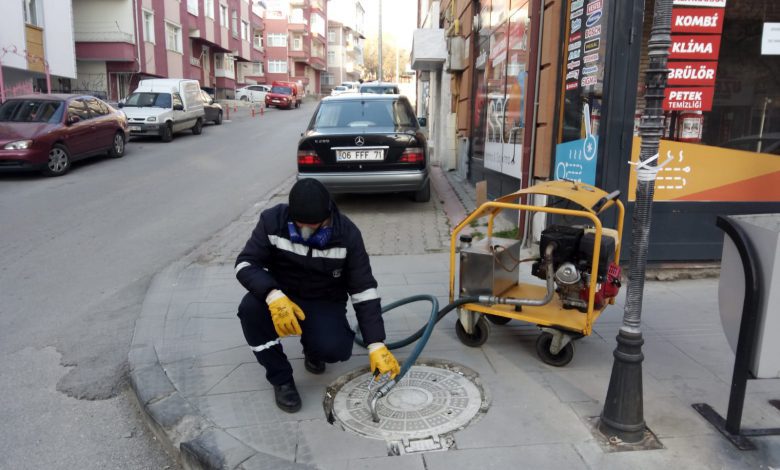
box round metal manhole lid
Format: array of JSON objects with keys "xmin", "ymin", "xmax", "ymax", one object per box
[{"xmin": 325, "ymin": 360, "xmax": 488, "ymax": 442}]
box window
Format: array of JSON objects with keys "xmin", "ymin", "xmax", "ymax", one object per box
[
  {"xmin": 328, "ymin": 30, "xmax": 336, "ymax": 44},
  {"xmin": 310, "ymin": 13, "xmax": 324, "ymax": 37},
  {"xmin": 85, "ymin": 98, "xmax": 108, "ymax": 117},
  {"xmin": 143, "ymin": 10, "xmax": 155, "ymax": 43},
  {"xmin": 220, "ymin": 4, "xmax": 228, "ymax": 28},
  {"xmin": 290, "ymin": 8, "xmax": 304, "ymax": 23},
  {"xmin": 268, "ymin": 60, "xmax": 287, "ymax": 74},
  {"xmin": 165, "ymin": 22, "xmax": 182, "ymax": 53},
  {"xmin": 241, "ymin": 21, "xmax": 249, "ymax": 40},
  {"xmin": 205, "ymin": 0, "xmax": 214, "ymax": 18},
  {"xmin": 22, "ymin": 0, "xmax": 40, "ymax": 26},
  {"xmin": 67, "ymin": 100, "xmax": 90, "ymax": 122},
  {"xmin": 267, "ymin": 33, "xmax": 287, "ymax": 47},
  {"xmin": 172, "ymin": 93, "xmax": 183, "ymax": 109},
  {"xmin": 291, "ymin": 35, "xmax": 302, "ymax": 51},
  {"xmin": 186, "ymin": 0, "xmax": 198, "ymax": 15},
  {"xmin": 253, "ymin": 31, "xmax": 263, "ymax": 49},
  {"xmin": 327, "ymin": 50, "xmax": 335, "ymax": 65},
  {"xmin": 322, "ymin": 73, "xmax": 333, "ymax": 85},
  {"xmin": 231, "ymin": 10, "xmax": 238, "ymax": 37}
]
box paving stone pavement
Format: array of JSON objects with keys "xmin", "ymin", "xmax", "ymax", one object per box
[{"xmin": 130, "ymin": 169, "xmax": 780, "ymax": 469}]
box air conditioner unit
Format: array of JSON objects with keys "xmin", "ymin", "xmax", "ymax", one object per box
[{"xmin": 446, "ymin": 36, "xmax": 466, "ymax": 72}]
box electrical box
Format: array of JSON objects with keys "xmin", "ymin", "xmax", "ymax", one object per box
[
  {"xmin": 446, "ymin": 36, "xmax": 466, "ymax": 72},
  {"xmin": 460, "ymin": 237, "xmax": 520, "ymax": 296}
]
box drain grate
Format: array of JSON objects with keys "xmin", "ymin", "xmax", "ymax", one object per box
[{"xmin": 325, "ymin": 360, "xmax": 488, "ymax": 453}]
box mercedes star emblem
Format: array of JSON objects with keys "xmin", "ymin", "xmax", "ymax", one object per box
[{"xmin": 355, "ymin": 136, "xmax": 365, "ymax": 146}]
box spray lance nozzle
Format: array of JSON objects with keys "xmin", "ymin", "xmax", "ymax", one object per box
[{"xmin": 367, "ymin": 371, "xmax": 396, "ymax": 423}]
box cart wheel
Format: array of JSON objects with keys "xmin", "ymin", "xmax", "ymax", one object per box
[
  {"xmin": 535, "ymin": 332, "xmax": 574, "ymax": 367},
  {"xmin": 487, "ymin": 315, "xmax": 511, "ymax": 325},
  {"xmin": 456, "ymin": 316, "xmax": 490, "ymax": 347}
]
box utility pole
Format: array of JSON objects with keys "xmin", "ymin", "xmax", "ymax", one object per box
[
  {"xmin": 377, "ymin": 0, "xmax": 383, "ymax": 81},
  {"xmin": 598, "ymin": 0, "xmax": 673, "ymax": 443}
]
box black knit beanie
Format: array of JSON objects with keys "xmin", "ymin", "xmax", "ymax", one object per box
[{"xmin": 289, "ymin": 178, "xmax": 332, "ymax": 224}]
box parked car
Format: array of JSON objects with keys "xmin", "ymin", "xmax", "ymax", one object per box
[
  {"xmin": 200, "ymin": 90, "xmax": 223, "ymax": 125},
  {"xmin": 235, "ymin": 85, "xmax": 270, "ymax": 102},
  {"xmin": 359, "ymin": 82, "xmax": 401, "ymax": 95},
  {"xmin": 0, "ymin": 94, "xmax": 129, "ymax": 176},
  {"xmin": 120, "ymin": 78, "xmax": 205, "ymax": 142},
  {"xmin": 296, "ymin": 94, "xmax": 430, "ymax": 202},
  {"xmin": 265, "ymin": 81, "xmax": 302, "ymax": 109},
  {"xmin": 331, "ymin": 86, "xmax": 348, "ymax": 96}
]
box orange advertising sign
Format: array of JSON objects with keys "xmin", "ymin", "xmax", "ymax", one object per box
[{"xmin": 628, "ymin": 138, "xmax": 780, "ymax": 202}]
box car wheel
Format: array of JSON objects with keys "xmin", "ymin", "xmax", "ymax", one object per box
[
  {"xmin": 161, "ymin": 123, "xmax": 174, "ymax": 142},
  {"xmin": 412, "ymin": 180, "xmax": 431, "ymax": 203},
  {"xmin": 108, "ymin": 131, "xmax": 125, "ymax": 158},
  {"xmin": 192, "ymin": 118, "xmax": 203, "ymax": 135},
  {"xmin": 43, "ymin": 144, "xmax": 71, "ymax": 177},
  {"xmin": 240, "ymin": 96, "xmax": 249, "ymax": 101},
  {"xmin": 295, "ymin": 100, "xmax": 300, "ymax": 108},
  {"xmin": 215, "ymin": 111, "xmax": 223, "ymax": 125}
]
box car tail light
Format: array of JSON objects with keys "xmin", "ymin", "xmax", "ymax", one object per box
[
  {"xmin": 399, "ymin": 147, "xmax": 424, "ymax": 163},
  {"xmin": 297, "ymin": 150, "xmax": 322, "ymax": 165}
]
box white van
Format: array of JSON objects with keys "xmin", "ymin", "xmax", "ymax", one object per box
[{"xmin": 121, "ymin": 79, "xmax": 205, "ymax": 142}]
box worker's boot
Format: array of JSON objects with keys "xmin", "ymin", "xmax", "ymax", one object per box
[
  {"xmin": 273, "ymin": 380, "xmax": 301, "ymax": 413},
  {"xmin": 304, "ymin": 355, "xmax": 326, "ymax": 375}
]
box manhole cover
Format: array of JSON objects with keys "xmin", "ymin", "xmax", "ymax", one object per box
[{"xmin": 324, "ymin": 359, "xmax": 488, "ymax": 450}]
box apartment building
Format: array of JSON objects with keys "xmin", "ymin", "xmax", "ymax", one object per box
[
  {"xmin": 0, "ymin": 0, "xmax": 77, "ymax": 101},
  {"xmin": 263, "ymin": 0, "xmax": 327, "ymax": 96},
  {"xmin": 323, "ymin": 0, "xmax": 365, "ymax": 93},
  {"xmin": 72, "ymin": 0, "xmax": 264, "ymax": 100}
]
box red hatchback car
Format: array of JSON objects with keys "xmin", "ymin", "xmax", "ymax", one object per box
[{"xmin": 0, "ymin": 94, "xmax": 129, "ymax": 176}]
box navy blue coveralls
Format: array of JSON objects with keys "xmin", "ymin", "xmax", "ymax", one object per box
[{"xmin": 235, "ymin": 203, "xmax": 385, "ymax": 386}]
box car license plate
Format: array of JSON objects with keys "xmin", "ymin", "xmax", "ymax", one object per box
[
  {"xmin": 335, "ymin": 148, "xmax": 384, "ymax": 161},
  {"xmin": 129, "ymin": 126, "xmax": 142, "ymax": 132}
]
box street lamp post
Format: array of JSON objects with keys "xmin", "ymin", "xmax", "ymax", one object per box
[
  {"xmin": 598, "ymin": 0, "xmax": 673, "ymax": 444},
  {"xmin": 377, "ymin": 0, "xmax": 383, "ymax": 82}
]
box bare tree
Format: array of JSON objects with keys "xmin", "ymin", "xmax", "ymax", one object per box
[{"xmin": 362, "ymin": 36, "xmax": 409, "ymax": 82}]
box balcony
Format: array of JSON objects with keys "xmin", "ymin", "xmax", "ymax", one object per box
[
  {"xmin": 288, "ymin": 22, "xmax": 307, "ymax": 33},
  {"xmin": 310, "ymin": 0, "xmax": 324, "ymax": 12},
  {"xmin": 74, "ymin": 22, "xmax": 135, "ymax": 44},
  {"xmin": 309, "ymin": 56, "xmax": 326, "ymax": 71}
]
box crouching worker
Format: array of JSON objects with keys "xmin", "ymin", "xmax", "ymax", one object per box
[{"xmin": 234, "ymin": 178, "xmax": 400, "ymax": 412}]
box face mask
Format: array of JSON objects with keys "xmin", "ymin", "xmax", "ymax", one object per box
[{"xmin": 288, "ymin": 221, "xmax": 333, "ymax": 249}]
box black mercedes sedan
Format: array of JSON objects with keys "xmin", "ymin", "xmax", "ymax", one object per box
[{"xmin": 296, "ymin": 94, "xmax": 430, "ymax": 202}]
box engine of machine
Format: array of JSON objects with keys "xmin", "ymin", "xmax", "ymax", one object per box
[{"xmin": 532, "ymin": 225, "xmax": 621, "ymax": 311}]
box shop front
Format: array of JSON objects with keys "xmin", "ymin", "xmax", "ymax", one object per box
[{"xmin": 554, "ymin": 0, "xmax": 780, "ymax": 261}]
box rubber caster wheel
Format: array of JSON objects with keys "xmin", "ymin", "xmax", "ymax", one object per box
[
  {"xmin": 456, "ymin": 315, "xmax": 490, "ymax": 347},
  {"xmin": 487, "ymin": 315, "xmax": 511, "ymax": 325},
  {"xmin": 535, "ymin": 332, "xmax": 574, "ymax": 367}
]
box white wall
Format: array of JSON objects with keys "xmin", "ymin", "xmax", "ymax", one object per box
[
  {"xmin": 0, "ymin": 1, "xmax": 30, "ymax": 70},
  {"xmin": 43, "ymin": 0, "xmax": 77, "ymax": 78},
  {"xmin": 74, "ymin": 60, "xmax": 107, "ymax": 93},
  {"xmin": 73, "ymin": 0, "xmax": 135, "ymax": 43}
]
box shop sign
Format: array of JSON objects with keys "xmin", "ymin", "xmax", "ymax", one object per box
[
  {"xmin": 761, "ymin": 23, "xmax": 780, "ymax": 55},
  {"xmin": 584, "ymin": 39, "xmax": 600, "ymax": 52},
  {"xmin": 586, "ymin": 0, "xmax": 602, "ymax": 15},
  {"xmin": 567, "ymin": 60, "xmax": 581, "ymax": 70},
  {"xmin": 585, "ymin": 25, "xmax": 601, "ymax": 39},
  {"xmin": 582, "ymin": 65, "xmax": 598, "ymax": 75},
  {"xmin": 571, "ymin": 0, "xmax": 584, "ymax": 10},
  {"xmin": 583, "ymin": 52, "xmax": 599, "ymax": 63},
  {"xmin": 672, "ymin": 0, "xmax": 726, "ymax": 6},
  {"xmin": 570, "ymin": 31, "xmax": 582, "ymax": 43},
  {"xmin": 571, "ymin": 18, "xmax": 582, "ymax": 34},
  {"xmin": 663, "ymin": 87, "xmax": 715, "ymax": 111},
  {"xmin": 667, "ymin": 61, "xmax": 718, "ymax": 86},
  {"xmin": 554, "ymin": 136, "xmax": 599, "ymax": 185},
  {"xmin": 581, "ymin": 75, "xmax": 597, "ymax": 87},
  {"xmin": 571, "ymin": 8, "xmax": 583, "ymax": 19},
  {"xmin": 669, "ymin": 34, "xmax": 721, "ymax": 60},
  {"xmin": 672, "ymin": 8, "xmax": 724, "ymax": 34},
  {"xmin": 628, "ymin": 137, "xmax": 780, "ymax": 202},
  {"xmin": 586, "ymin": 10, "xmax": 602, "ymax": 28}
]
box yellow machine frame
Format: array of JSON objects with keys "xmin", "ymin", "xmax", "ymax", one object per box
[{"xmin": 449, "ymin": 180, "xmax": 625, "ymax": 337}]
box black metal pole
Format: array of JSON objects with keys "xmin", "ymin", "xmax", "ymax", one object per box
[{"xmin": 598, "ymin": 0, "xmax": 672, "ymax": 443}]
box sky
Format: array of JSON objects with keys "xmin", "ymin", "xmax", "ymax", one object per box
[{"xmin": 360, "ymin": 0, "xmax": 418, "ymax": 51}]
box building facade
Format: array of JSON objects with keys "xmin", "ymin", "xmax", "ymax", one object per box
[
  {"xmin": 414, "ymin": 0, "xmax": 780, "ymax": 262},
  {"xmin": 72, "ymin": 0, "xmax": 264, "ymax": 100},
  {"xmin": 0, "ymin": 0, "xmax": 77, "ymax": 100},
  {"xmin": 263, "ymin": 0, "xmax": 327, "ymax": 96},
  {"xmin": 323, "ymin": 0, "xmax": 366, "ymax": 93}
]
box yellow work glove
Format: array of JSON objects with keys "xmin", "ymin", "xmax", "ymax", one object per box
[
  {"xmin": 265, "ymin": 289, "xmax": 305, "ymax": 337},
  {"xmin": 368, "ymin": 343, "xmax": 400, "ymax": 379}
]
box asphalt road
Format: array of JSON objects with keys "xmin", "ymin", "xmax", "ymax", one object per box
[{"xmin": 0, "ymin": 102, "xmax": 313, "ymax": 469}]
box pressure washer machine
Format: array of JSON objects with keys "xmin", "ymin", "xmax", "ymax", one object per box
[{"xmin": 361, "ymin": 180, "xmax": 624, "ymax": 421}]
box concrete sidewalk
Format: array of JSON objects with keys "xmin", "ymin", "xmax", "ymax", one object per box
[{"xmin": 129, "ymin": 170, "xmax": 780, "ymax": 469}]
